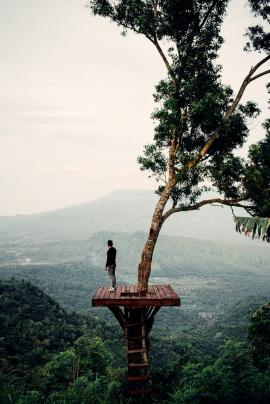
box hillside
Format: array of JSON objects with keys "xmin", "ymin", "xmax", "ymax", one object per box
[
  {"xmin": 1, "ymin": 231, "xmax": 269, "ymax": 334},
  {"xmin": 1, "ymin": 279, "xmax": 269, "ymax": 403},
  {"xmin": 0, "ymin": 279, "xmax": 81, "ymax": 377},
  {"xmin": 0, "ymin": 189, "xmax": 263, "ymax": 244},
  {"xmin": 0, "ymin": 279, "xmax": 127, "ymax": 403}
]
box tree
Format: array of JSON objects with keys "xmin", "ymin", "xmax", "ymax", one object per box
[
  {"xmin": 249, "ymin": 302, "xmax": 270, "ymax": 371},
  {"xmin": 170, "ymin": 340, "xmax": 270, "ymax": 403},
  {"xmin": 234, "ymin": 120, "xmax": 270, "ymax": 241},
  {"xmin": 88, "ymin": 0, "xmax": 270, "ymax": 291},
  {"xmin": 244, "ymin": 119, "xmax": 270, "ymax": 218}
]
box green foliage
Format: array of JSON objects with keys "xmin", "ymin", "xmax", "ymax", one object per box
[
  {"xmin": 244, "ymin": 119, "xmax": 270, "ymax": 217},
  {"xmin": 170, "ymin": 340, "xmax": 270, "ymax": 404},
  {"xmin": 0, "ymin": 279, "xmax": 81, "ymax": 390},
  {"xmin": 1, "ymin": 232, "xmax": 270, "ymax": 336},
  {"xmin": 234, "ymin": 216, "xmax": 270, "ymax": 242},
  {"xmin": 245, "ymin": 0, "xmax": 270, "ymax": 53},
  {"xmin": 249, "ymin": 302, "xmax": 270, "ymax": 371},
  {"xmin": 249, "ymin": 0, "xmax": 270, "ymax": 20},
  {"xmin": 1, "ymin": 279, "xmax": 270, "ymax": 403},
  {"xmin": 0, "ymin": 280, "xmax": 126, "ymax": 404},
  {"xmin": 89, "ymin": 0, "xmax": 228, "ymax": 44},
  {"xmin": 88, "ymin": 1, "xmax": 269, "ymax": 217},
  {"xmin": 43, "ymin": 376, "xmax": 122, "ymax": 404},
  {"xmin": 42, "ymin": 349, "xmax": 80, "ymax": 393},
  {"xmin": 208, "ymin": 153, "xmax": 245, "ymax": 199}
]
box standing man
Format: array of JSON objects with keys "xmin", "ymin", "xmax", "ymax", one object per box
[{"xmin": 105, "ymin": 240, "xmax": 117, "ymax": 292}]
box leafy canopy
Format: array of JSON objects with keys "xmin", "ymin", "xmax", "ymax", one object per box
[
  {"xmin": 245, "ymin": 119, "xmax": 270, "ymax": 217},
  {"xmin": 89, "ymin": 1, "xmax": 269, "ymax": 214}
]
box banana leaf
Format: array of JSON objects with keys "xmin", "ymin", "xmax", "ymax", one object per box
[{"xmin": 234, "ymin": 216, "xmax": 270, "ymax": 242}]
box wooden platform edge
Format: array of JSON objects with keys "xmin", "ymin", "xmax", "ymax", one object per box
[
  {"xmin": 92, "ymin": 298, "xmax": 180, "ymax": 307},
  {"xmin": 92, "ymin": 284, "xmax": 181, "ymax": 307}
]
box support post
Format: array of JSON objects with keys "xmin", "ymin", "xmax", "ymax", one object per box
[
  {"xmin": 92, "ymin": 285, "xmax": 180, "ymax": 398},
  {"xmin": 109, "ymin": 305, "xmax": 160, "ymax": 397}
]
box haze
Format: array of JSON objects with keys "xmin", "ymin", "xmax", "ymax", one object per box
[{"xmin": 0, "ymin": 0, "xmax": 269, "ymax": 215}]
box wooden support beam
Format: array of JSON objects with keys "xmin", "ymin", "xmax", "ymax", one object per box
[
  {"xmin": 108, "ymin": 306, "xmax": 125, "ymax": 330},
  {"xmin": 92, "ymin": 284, "xmax": 180, "ymax": 398}
]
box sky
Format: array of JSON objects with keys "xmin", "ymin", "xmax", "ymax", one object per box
[{"xmin": 0, "ymin": 0, "xmax": 269, "ymax": 215}]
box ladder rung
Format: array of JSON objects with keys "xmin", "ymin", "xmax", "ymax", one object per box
[
  {"xmin": 128, "ymin": 362, "xmax": 148, "ymax": 368},
  {"xmin": 127, "ymin": 349, "xmax": 147, "ymax": 354},
  {"xmin": 128, "ymin": 389, "xmax": 153, "ymax": 396},
  {"xmin": 125, "ymin": 335, "xmax": 144, "ymax": 340},
  {"xmin": 128, "ymin": 375, "xmax": 150, "ymax": 382}
]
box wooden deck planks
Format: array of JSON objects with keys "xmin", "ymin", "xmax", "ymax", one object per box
[
  {"xmin": 162, "ymin": 285, "xmax": 173, "ymax": 298},
  {"xmin": 103, "ymin": 286, "xmax": 111, "ymax": 300},
  {"xmin": 158, "ymin": 285, "xmax": 167, "ymax": 299},
  {"xmin": 92, "ymin": 285, "xmax": 180, "ymax": 307},
  {"xmin": 148, "ymin": 285, "xmax": 156, "ymax": 299},
  {"xmin": 115, "ymin": 285, "xmax": 122, "ymax": 299},
  {"xmin": 153, "ymin": 285, "xmax": 163, "ymax": 300},
  {"xmin": 99, "ymin": 287, "xmax": 107, "ymax": 299}
]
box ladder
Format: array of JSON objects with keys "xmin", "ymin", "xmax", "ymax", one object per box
[{"xmin": 124, "ymin": 308, "xmax": 152, "ymax": 397}]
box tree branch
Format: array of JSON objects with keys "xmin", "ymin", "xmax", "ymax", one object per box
[
  {"xmin": 120, "ymin": 19, "xmax": 173, "ymax": 77},
  {"xmin": 168, "ymin": 130, "xmax": 178, "ymax": 181},
  {"xmin": 248, "ymin": 69, "xmax": 270, "ymax": 83},
  {"xmin": 250, "ymin": 54, "xmax": 270, "ymax": 72},
  {"xmin": 198, "ymin": 0, "xmax": 219, "ymax": 31},
  {"xmin": 161, "ymin": 197, "xmax": 253, "ymax": 224},
  {"xmin": 151, "ymin": 38, "xmax": 172, "ymax": 73},
  {"xmin": 149, "ymin": 0, "xmax": 174, "ymax": 77},
  {"xmin": 186, "ymin": 54, "xmax": 270, "ymax": 170},
  {"xmin": 151, "ymin": 0, "xmax": 157, "ymax": 18},
  {"xmin": 182, "ymin": 0, "xmax": 219, "ymax": 57},
  {"xmin": 225, "ymin": 54, "xmax": 270, "ymax": 118}
]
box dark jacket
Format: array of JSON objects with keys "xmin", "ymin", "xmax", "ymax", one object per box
[{"xmin": 106, "ymin": 247, "xmax": 117, "ymax": 267}]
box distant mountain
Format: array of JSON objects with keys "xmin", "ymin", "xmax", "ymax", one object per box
[
  {"xmin": 0, "ymin": 189, "xmax": 266, "ymax": 244},
  {"xmin": 1, "ymin": 231, "xmax": 270, "ymax": 317}
]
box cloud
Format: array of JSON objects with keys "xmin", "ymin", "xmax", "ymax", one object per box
[
  {"xmin": 0, "ymin": 96, "xmax": 64, "ymax": 113},
  {"xmin": 0, "ymin": 97, "xmax": 98, "ymax": 127},
  {"xmin": 38, "ymin": 165, "xmax": 85, "ymax": 172}
]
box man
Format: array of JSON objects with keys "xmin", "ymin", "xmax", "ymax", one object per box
[{"xmin": 105, "ymin": 239, "xmax": 117, "ymax": 292}]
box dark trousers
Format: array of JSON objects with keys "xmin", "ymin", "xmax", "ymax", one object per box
[{"xmin": 107, "ymin": 265, "xmax": 116, "ymax": 287}]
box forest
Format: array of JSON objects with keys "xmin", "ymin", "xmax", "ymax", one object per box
[
  {"xmin": 1, "ymin": 0, "xmax": 270, "ymax": 402},
  {"xmin": 0, "ymin": 231, "xmax": 270, "ymax": 402},
  {"xmin": 0, "ymin": 278, "xmax": 269, "ymax": 403}
]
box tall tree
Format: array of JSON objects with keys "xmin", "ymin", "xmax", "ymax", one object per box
[
  {"xmin": 88, "ymin": 0, "xmax": 270, "ymax": 291},
  {"xmin": 249, "ymin": 302, "xmax": 270, "ymax": 371},
  {"xmin": 234, "ymin": 119, "xmax": 270, "ymax": 241}
]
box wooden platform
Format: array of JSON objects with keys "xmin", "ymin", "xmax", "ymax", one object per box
[{"xmin": 92, "ymin": 284, "xmax": 180, "ymax": 307}]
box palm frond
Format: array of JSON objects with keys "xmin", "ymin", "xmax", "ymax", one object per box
[{"xmin": 234, "ymin": 216, "xmax": 270, "ymax": 242}]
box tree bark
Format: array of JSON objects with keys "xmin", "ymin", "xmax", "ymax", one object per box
[
  {"xmin": 137, "ymin": 180, "xmax": 175, "ymax": 292},
  {"xmin": 136, "ymin": 53, "xmax": 270, "ymax": 293},
  {"xmin": 138, "ymin": 133, "xmax": 178, "ymax": 293}
]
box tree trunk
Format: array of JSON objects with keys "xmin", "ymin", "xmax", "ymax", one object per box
[
  {"xmin": 137, "ymin": 183, "xmax": 174, "ymax": 292},
  {"xmin": 137, "ymin": 226, "xmax": 161, "ymax": 293}
]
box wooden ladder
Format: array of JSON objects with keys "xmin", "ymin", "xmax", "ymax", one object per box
[
  {"xmin": 108, "ymin": 304, "xmax": 160, "ymax": 397},
  {"xmin": 124, "ymin": 308, "xmax": 152, "ymax": 397}
]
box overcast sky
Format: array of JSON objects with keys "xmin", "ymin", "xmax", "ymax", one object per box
[{"xmin": 0, "ymin": 0, "xmax": 269, "ymax": 215}]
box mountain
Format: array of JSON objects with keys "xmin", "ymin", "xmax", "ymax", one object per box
[
  {"xmin": 0, "ymin": 190, "xmax": 155, "ymax": 243},
  {"xmin": 0, "ymin": 189, "xmax": 265, "ymax": 244},
  {"xmin": 0, "ymin": 282, "xmax": 269, "ymax": 404},
  {"xmin": 0, "ymin": 279, "xmax": 81, "ymax": 370},
  {"xmin": 0, "ymin": 279, "xmax": 126, "ymax": 404},
  {"xmin": 1, "ymin": 231, "xmax": 269, "ymax": 323}
]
